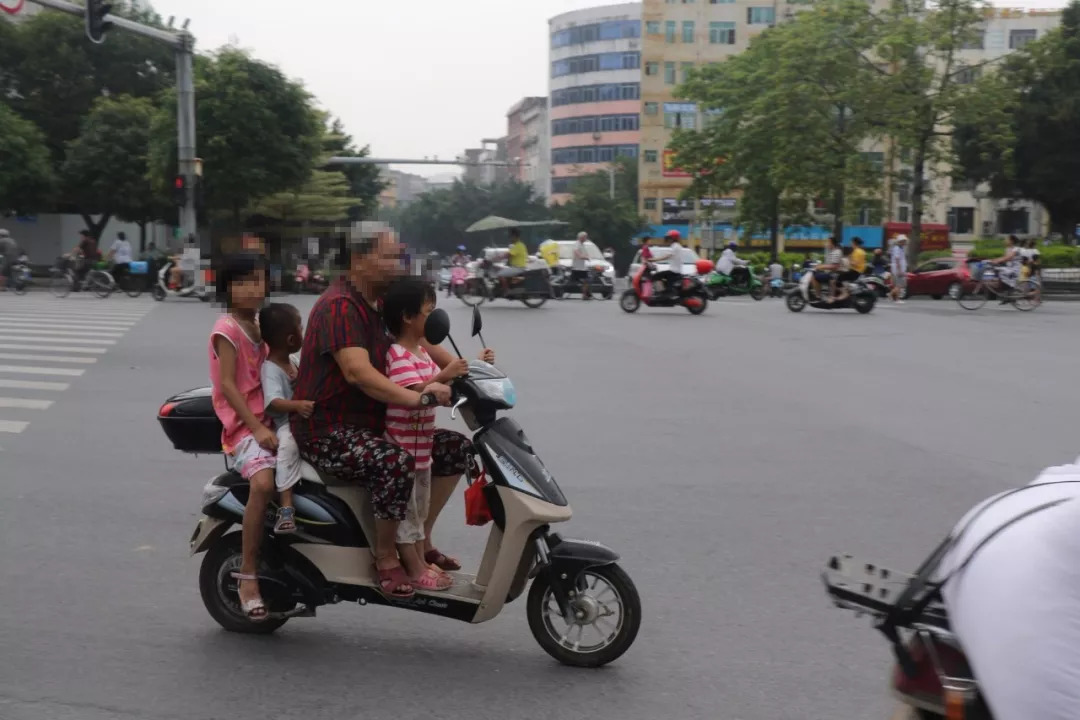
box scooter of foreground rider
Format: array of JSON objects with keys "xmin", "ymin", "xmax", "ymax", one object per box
[
  {"xmin": 157, "ymin": 305, "xmax": 641, "ymax": 668},
  {"xmin": 822, "ymin": 456, "xmax": 1080, "ymax": 719}
]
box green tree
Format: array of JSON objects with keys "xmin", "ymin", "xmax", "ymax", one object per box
[
  {"xmin": 673, "ymin": 0, "xmax": 884, "ymax": 257},
  {"xmin": 398, "ymin": 179, "xmax": 550, "ymax": 255},
  {"xmin": 62, "ymin": 95, "xmax": 165, "ymax": 243},
  {"xmin": 0, "ymin": 102, "xmax": 56, "ymax": 213},
  {"xmin": 149, "ymin": 48, "xmax": 322, "ymax": 229},
  {"xmin": 867, "ymin": 0, "xmax": 995, "ymax": 260},
  {"xmin": 552, "ymin": 156, "xmax": 645, "ymax": 269},
  {"xmin": 2, "ymin": 4, "xmax": 175, "ymax": 164},
  {"xmin": 955, "ymin": 0, "xmax": 1080, "ymax": 241},
  {"xmin": 323, "ymin": 117, "xmax": 386, "ymax": 222}
]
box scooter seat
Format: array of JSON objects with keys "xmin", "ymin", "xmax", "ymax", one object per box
[{"xmin": 299, "ymin": 461, "xmax": 348, "ymax": 486}]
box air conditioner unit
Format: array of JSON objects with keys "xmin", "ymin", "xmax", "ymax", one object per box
[{"xmin": 628, "ymin": 40, "xmax": 639, "ymax": 49}]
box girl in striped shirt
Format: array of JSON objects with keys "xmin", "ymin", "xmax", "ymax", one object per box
[{"xmin": 383, "ymin": 278, "xmax": 468, "ymax": 591}]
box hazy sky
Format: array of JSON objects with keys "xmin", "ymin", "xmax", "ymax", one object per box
[
  {"xmin": 145, "ymin": 0, "xmax": 610, "ymax": 177},
  {"xmin": 146, "ymin": 0, "xmax": 1067, "ymax": 178}
]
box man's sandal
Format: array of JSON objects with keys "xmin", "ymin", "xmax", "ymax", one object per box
[
  {"xmin": 375, "ymin": 564, "xmax": 415, "ymax": 599},
  {"xmin": 424, "ymin": 549, "xmax": 461, "ymax": 572},
  {"xmin": 230, "ymin": 572, "xmax": 268, "ymax": 621}
]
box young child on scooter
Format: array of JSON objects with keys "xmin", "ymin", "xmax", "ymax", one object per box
[
  {"xmin": 258, "ymin": 302, "xmax": 315, "ymax": 535},
  {"xmin": 208, "ymin": 253, "xmax": 276, "ymax": 622},
  {"xmin": 382, "ymin": 278, "xmax": 469, "ymax": 591}
]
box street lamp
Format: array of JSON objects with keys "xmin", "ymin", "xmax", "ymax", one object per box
[{"xmin": 972, "ymin": 187, "xmax": 990, "ymax": 237}]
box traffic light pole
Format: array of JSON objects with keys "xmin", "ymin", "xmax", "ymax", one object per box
[{"xmin": 27, "ymin": 0, "xmax": 200, "ymax": 274}]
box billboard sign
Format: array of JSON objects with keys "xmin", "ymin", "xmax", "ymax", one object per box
[{"xmin": 662, "ymin": 149, "xmax": 691, "ymax": 178}]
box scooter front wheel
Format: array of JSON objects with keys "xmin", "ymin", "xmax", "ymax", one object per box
[
  {"xmin": 619, "ymin": 290, "xmax": 641, "ymax": 313},
  {"xmin": 526, "ymin": 563, "xmax": 641, "ymax": 668},
  {"xmin": 786, "ymin": 293, "xmax": 807, "ymax": 312},
  {"xmin": 199, "ymin": 533, "xmax": 290, "ymax": 634}
]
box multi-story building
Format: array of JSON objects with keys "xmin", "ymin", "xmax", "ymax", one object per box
[
  {"xmin": 506, "ymin": 96, "xmax": 551, "ymax": 200},
  {"xmin": 638, "ymin": 0, "xmax": 788, "ymax": 233},
  {"xmin": 638, "ymin": 1, "xmax": 1063, "ymax": 241},
  {"xmin": 548, "ymin": 3, "xmax": 643, "ymax": 204}
]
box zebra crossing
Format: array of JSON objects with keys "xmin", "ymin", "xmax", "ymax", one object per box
[{"xmin": 0, "ymin": 294, "xmax": 152, "ymax": 446}]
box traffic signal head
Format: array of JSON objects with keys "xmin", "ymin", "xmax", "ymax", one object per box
[
  {"xmin": 173, "ymin": 175, "xmax": 187, "ymax": 206},
  {"xmin": 85, "ymin": 0, "xmax": 113, "ymax": 44}
]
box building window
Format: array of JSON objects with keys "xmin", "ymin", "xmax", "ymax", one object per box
[
  {"xmin": 998, "ymin": 207, "xmax": 1030, "ymax": 234},
  {"xmin": 747, "ymin": 7, "xmax": 776, "ymax": 25},
  {"xmin": 955, "ymin": 66, "xmax": 980, "ymax": 84},
  {"xmin": 552, "ymin": 115, "xmax": 639, "ymax": 136},
  {"xmin": 682, "ymin": 21, "xmax": 695, "ymax": 43},
  {"xmin": 552, "ymin": 52, "xmax": 641, "ymax": 78},
  {"xmin": 551, "ymin": 20, "xmax": 641, "ymax": 48},
  {"xmin": 710, "ymin": 21, "xmax": 736, "ymax": 44},
  {"xmin": 710, "ymin": 0, "xmax": 735, "ymax": 3},
  {"xmin": 645, "ymin": 61, "xmax": 660, "ymax": 76},
  {"xmin": 1009, "ymin": 29, "xmax": 1037, "ymax": 49},
  {"xmin": 551, "ymin": 177, "xmax": 578, "ymax": 194},
  {"xmin": 664, "ymin": 108, "xmax": 697, "ymax": 130},
  {"xmin": 898, "ymin": 183, "xmax": 911, "ymax": 203},
  {"xmin": 644, "ymin": 150, "xmax": 659, "ymax": 163},
  {"xmin": 681, "ymin": 62, "xmax": 695, "ymax": 83},
  {"xmin": 644, "ymin": 102, "xmax": 659, "ymax": 115},
  {"xmin": 664, "ymin": 62, "xmax": 676, "ymax": 85},
  {"xmin": 646, "ymin": 21, "xmax": 661, "ymax": 35},
  {"xmin": 666, "ymin": 21, "xmax": 676, "ymax": 43},
  {"xmin": 947, "ymin": 207, "xmax": 975, "ymax": 234},
  {"xmin": 962, "ymin": 32, "xmax": 985, "ymax": 49},
  {"xmin": 552, "ymin": 144, "xmax": 640, "ymax": 165},
  {"xmin": 644, "ymin": 198, "xmax": 658, "ymax": 210},
  {"xmin": 860, "ymin": 151, "xmax": 885, "ymax": 173},
  {"xmin": 898, "ymin": 205, "xmax": 910, "ymax": 223},
  {"xmin": 550, "ymin": 83, "xmax": 640, "ymax": 107}
]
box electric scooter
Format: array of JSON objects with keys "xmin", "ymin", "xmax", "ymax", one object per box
[
  {"xmin": 152, "ymin": 259, "xmax": 209, "ymax": 301},
  {"xmin": 157, "ymin": 307, "xmax": 641, "ymax": 667}
]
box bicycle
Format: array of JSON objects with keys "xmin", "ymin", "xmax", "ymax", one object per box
[
  {"xmin": 49, "ymin": 256, "xmax": 115, "ymax": 298},
  {"xmin": 956, "ymin": 261, "xmax": 1041, "ymax": 312}
]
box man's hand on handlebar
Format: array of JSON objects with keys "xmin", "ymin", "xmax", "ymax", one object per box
[
  {"xmin": 478, "ymin": 348, "xmax": 495, "ymax": 364},
  {"xmin": 425, "ymin": 381, "xmax": 453, "ymax": 406}
]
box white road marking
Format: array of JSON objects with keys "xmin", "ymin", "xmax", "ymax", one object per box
[
  {"xmin": 0, "ymin": 309, "xmax": 148, "ymax": 320},
  {"xmin": 0, "ymin": 319, "xmax": 138, "ymax": 330},
  {"xmin": 0, "ymin": 420, "xmax": 29, "ymax": 433},
  {"xmin": 0, "ymin": 344, "xmax": 107, "ymax": 354},
  {"xmin": 0, "ymin": 327, "xmax": 124, "ymax": 338},
  {"xmin": 0, "ymin": 336, "xmax": 115, "ymax": 345},
  {"xmin": 0, "ymin": 378, "xmax": 69, "ymax": 391},
  {"xmin": 0, "ymin": 365, "xmax": 85, "ymax": 377},
  {"xmin": 0, "ymin": 397, "xmax": 53, "ymax": 410},
  {"xmin": 0, "ymin": 353, "xmax": 97, "ymax": 364}
]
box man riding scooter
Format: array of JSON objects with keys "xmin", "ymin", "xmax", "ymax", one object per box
[
  {"xmin": 654, "ymin": 230, "xmax": 685, "ymax": 300},
  {"xmin": 810, "ymin": 236, "xmax": 844, "ymax": 301},
  {"xmin": 716, "ymin": 241, "xmax": 750, "ymax": 287},
  {"xmin": 499, "ymin": 228, "xmax": 528, "ymax": 296}
]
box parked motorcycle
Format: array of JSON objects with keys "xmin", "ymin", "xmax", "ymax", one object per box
[
  {"xmin": 459, "ymin": 259, "xmax": 551, "ymax": 309},
  {"xmin": 550, "ymin": 265, "xmax": 615, "ymax": 300},
  {"xmin": 152, "ymin": 259, "xmax": 209, "ymax": 301},
  {"xmin": 786, "ymin": 271, "xmax": 880, "ymax": 314},
  {"xmin": 157, "ymin": 306, "xmax": 641, "ymax": 667},
  {"xmin": 702, "ymin": 267, "xmax": 766, "ymax": 301},
  {"xmin": 620, "ymin": 265, "xmax": 708, "ymax": 315}
]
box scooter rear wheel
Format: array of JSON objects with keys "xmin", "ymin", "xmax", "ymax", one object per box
[
  {"xmin": 786, "ymin": 293, "xmax": 807, "ymax": 312},
  {"xmin": 152, "ymin": 285, "xmax": 166, "ymax": 301},
  {"xmin": 199, "ymin": 533, "xmax": 290, "ymax": 634},
  {"xmin": 527, "ymin": 563, "xmax": 641, "ymax": 668}
]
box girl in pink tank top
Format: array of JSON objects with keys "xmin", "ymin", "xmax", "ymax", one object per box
[{"xmin": 207, "ymin": 253, "xmax": 277, "ymax": 623}]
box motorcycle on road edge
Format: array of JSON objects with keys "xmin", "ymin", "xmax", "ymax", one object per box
[
  {"xmin": 157, "ymin": 307, "xmax": 641, "ymax": 667},
  {"xmin": 786, "ymin": 271, "xmax": 882, "ymax": 314},
  {"xmin": 620, "ymin": 265, "xmax": 708, "ymax": 315}
]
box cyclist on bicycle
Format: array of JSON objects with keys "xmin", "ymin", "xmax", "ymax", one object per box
[
  {"xmin": 987, "ymin": 234, "xmax": 1022, "ymax": 303},
  {"xmin": 107, "ymin": 231, "xmax": 133, "ymax": 287},
  {"xmin": 70, "ymin": 229, "xmax": 99, "ymax": 288}
]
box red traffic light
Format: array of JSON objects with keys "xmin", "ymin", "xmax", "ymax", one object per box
[{"xmin": 174, "ymin": 176, "xmax": 186, "ymax": 189}]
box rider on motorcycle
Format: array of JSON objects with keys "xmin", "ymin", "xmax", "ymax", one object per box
[
  {"xmin": 451, "ymin": 245, "xmax": 468, "ymax": 267},
  {"xmin": 936, "ymin": 458, "xmax": 1080, "ymax": 720},
  {"xmin": 654, "ymin": 230, "xmax": 685, "ymax": 299},
  {"xmin": 716, "ymin": 241, "xmax": 749, "ymax": 285},
  {"xmin": 499, "ymin": 228, "xmax": 528, "ymax": 295},
  {"xmin": 811, "ymin": 236, "xmax": 843, "ymax": 301}
]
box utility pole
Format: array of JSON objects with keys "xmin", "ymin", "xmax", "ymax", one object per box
[{"xmin": 28, "ymin": 0, "xmax": 198, "ymax": 263}]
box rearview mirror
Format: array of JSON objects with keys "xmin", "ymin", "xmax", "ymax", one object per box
[
  {"xmin": 424, "ymin": 308, "xmax": 451, "ymax": 346},
  {"xmin": 471, "ymin": 306, "xmax": 483, "ymax": 338}
]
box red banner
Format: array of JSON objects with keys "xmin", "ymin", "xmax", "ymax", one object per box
[
  {"xmin": 884, "ymin": 222, "xmax": 950, "ymax": 251},
  {"xmin": 662, "ymin": 150, "xmax": 691, "ymax": 178}
]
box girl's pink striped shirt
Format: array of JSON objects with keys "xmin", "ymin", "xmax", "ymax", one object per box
[{"xmin": 385, "ymin": 344, "xmax": 438, "ymax": 469}]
